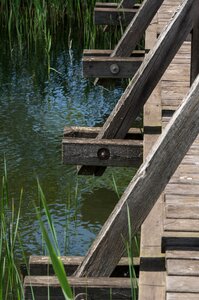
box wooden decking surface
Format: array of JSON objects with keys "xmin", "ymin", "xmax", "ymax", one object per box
[{"xmin": 140, "ymin": 0, "xmax": 199, "ymax": 299}]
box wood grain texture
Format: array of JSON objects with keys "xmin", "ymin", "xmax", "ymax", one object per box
[
  {"xmin": 190, "ymin": 0, "xmax": 199, "ymax": 84},
  {"xmin": 83, "ymin": 56, "xmax": 143, "ymax": 78},
  {"xmin": 112, "ymin": 0, "xmax": 165, "ymax": 57},
  {"xmin": 29, "ymin": 256, "xmax": 140, "ymax": 276},
  {"xmin": 62, "ymin": 138, "xmax": 143, "ymax": 167},
  {"xmin": 75, "ymin": 68, "xmax": 199, "ymax": 277},
  {"xmin": 94, "ymin": 7, "xmax": 138, "ymax": 26},
  {"xmin": 167, "ymin": 259, "xmax": 199, "ymax": 276},
  {"xmin": 79, "ymin": 0, "xmax": 194, "ymax": 175},
  {"xmin": 24, "ymin": 276, "xmax": 136, "ymax": 300},
  {"xmin": 167, "ymin": 293, "xmax": 199, "ymax": 300},
  {"xmin": 167, "ymin": 275, "xmax": 199, "ymax": 293}
]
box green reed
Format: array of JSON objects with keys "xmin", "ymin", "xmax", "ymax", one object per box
[
  {"xmin": 0, "ymin": 160, "xmax": 24, "ymax": 300},
  {"xmin": 0, "ymin": 0, "xmax": 136, "ymax": 52}
]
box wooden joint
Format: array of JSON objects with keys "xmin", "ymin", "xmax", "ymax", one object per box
[
  {"xmin": 94, "ymin": 6, "xmax": 139, "ymax": 26},
  {"xmin": 62, "ymin": 137, "xmax": 143, "ymax": 168},
  {"xmin": 83, "ymin": 56, "xmax": 143, "ymax": 78}
]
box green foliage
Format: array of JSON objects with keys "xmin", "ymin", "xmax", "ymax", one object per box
[{"xmin": 0, "ymin": 160, "xmax": 24, "ymax": 300}]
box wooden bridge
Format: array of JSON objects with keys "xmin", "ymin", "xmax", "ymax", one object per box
[{"xmin": 24, "ymin": 0, "xmax": 199, "ymax": 299}]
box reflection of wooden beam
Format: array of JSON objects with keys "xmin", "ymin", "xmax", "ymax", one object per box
[
  {"xmin": 62, "ymin": 138, "xmax": 143, "ymax": 167},
  {"xmin": 94, "ymin": 7, "xmax": 139, "ymax": 26},
  {"xmin": 83, "ymin": 56, "xmax": 143, "ymax": 78}
]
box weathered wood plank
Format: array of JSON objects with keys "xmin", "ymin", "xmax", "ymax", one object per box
[
  {"xmin": 139, "ymin": 11, "xmax": 164, "ymax": 300},
  {"xmin": 167, "ymin": 258, "xmax": 199, "ymax": 276},
  {"xmin": 62, "ymin": 138, "xmax": 143, "ymax": 167},
  {"xmin": 112, "ymin": 0, "xmax": 165, "ymax": 57},
  {"xmin": 83, "ymin": 49, "xmax": 146, "ymax": 57},
  {"xmin": 164, "ymin": 219, "xmax": 199, "ymax": 232},
  {"xmin": 167, "ymin": 293, "xmax": 199, "ymax": 300},
  {"xmin": 94, "ymin": 7, "xmax": 138, "ymax": 26},
  {"xmin": 190, "ymin": 0, "xmax": 199, "ymax": 84},
  {"xmin": 24, "ymin": 276, "xmax": 136, "ymax": 300},
  {"xmin": 76, "ymin": 66, "xmax": 199, "ymax": 276},
  {"xmin": 63, "ymin": 126, "xmax": 143, "ymax": 140},
  {"xmin": 167, "ymin": 275, "xmax": 199, "ymax": 293},
  {"xmin": 166, "ymin": 203, "xmax": 199, "ymax": 219},
  {"xmin": 166, "ymin": 250, "xmax": 199, "ymax": 260},
  {"xmin": 120, "ymin": 0, "xmax": 136, "ymax": 8},
  {"xmin": 166, "ymin": 183, "xmax": 199, "ymax": 195},
  {"xmin": 29, "ymin": 256, "xmax": 140, "ymax": 276},
  {"xmin": 83, "ymin": 56, "xmax": 143, "ymax": 78},
  {"xmin": 79, "ymin": 0, "xmax": 194, "ymax": 175}
]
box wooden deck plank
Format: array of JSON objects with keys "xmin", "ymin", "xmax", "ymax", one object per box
[
  {"xmin": 167, "ymin": 259, "xmax": 199, "ymax": 276},
  {"xmin": 167, "ymin": 276, "xmax": 199, "ymax": 293},
  {"xmin": 167, "ymin": 293, "xmax": 199, "ymax": 300}
]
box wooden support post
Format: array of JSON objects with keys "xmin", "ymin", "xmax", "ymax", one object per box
[
  {"xmin": 78, "ymin": 0, "xmax": 194, "ymax": 175},
  {"xmin": 190, "ymin": 0, "xmax": 199, "ymax": 84},
  {"xmin": 75, "ymin": 72, "xmax": 199, "ymax": 277},
  {"xmin": 111, "ymin": 0, "xmax": 165, "ymax": 57}
]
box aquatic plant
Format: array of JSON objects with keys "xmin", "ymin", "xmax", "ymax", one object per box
[{"xmin": 0, "ymin": 160, "xmax": 24, "ymax": 300}]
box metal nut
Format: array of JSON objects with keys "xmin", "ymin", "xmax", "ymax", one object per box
[
  {"xmin": 110, "ymin": 63, "xmax": 120, "ymax": 74},
  {"xmin": 97, "ymin": 148, "xmax": 110, "ymax": 160}
]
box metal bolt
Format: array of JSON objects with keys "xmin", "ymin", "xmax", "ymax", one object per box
[
  {"xmin": 97, "ymin": 148, "xmax": 110, "ymax": 160},
  {"xmin": 110, "ymin": 63, "xmax": 120, "ymax": 74}
]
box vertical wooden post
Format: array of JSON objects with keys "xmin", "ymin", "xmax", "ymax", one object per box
[{"xmin": 190, "ymin": 0, "xmax": 199, "ymax": 84}]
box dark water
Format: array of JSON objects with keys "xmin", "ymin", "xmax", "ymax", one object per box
[{"xmin": 0, "ymin": 36, "xmax": 136, "ymax": 258}]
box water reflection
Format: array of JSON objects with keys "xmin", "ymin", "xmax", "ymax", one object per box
[{"xmin": 0, "ymin": 36, "xmax": 136, "ymax": 258}]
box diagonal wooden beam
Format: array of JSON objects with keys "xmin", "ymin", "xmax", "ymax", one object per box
[
  {"xmin": 75, "ymin": 0, "xmax": 197, "ymax": 277},
  {"xmin": 111, "ymin": 0, "xmax": 164, "ymax": 57},
  {"xmin": 79, "ymin": 0, "xmax": 194, "ymax": 176},
  {"xmin": 120, "ymin": 0, "xmax": 136, "ymax": 9},
  {"xmin": 75, "ymin": 72, "xmax": 199, "ymax": 277},
  {"xmin": 190, "ymin": 0, "xmax": 199, "ymax": 84}
]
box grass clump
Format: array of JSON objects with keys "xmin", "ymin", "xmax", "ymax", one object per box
[{"xmin": 0, "ymin": 161, "xmax": 24, "ymax": 300}]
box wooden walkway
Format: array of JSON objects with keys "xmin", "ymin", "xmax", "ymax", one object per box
[
  {"xmin": 24, "ymin": 0, "xmax": 199, "ymax": 299},
  {"xmin": 140, "ymin": 0, "xmax": 199, "ymax": 299}
]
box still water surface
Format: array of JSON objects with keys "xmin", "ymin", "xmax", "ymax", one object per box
[{"xmin": 0, "ymin": 36, "xmax": 136, "ymax": 258}]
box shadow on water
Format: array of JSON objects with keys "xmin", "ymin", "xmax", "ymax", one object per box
[{"xmin": 0, "ymin": 33, "xmax": 137, "ymax": 258}]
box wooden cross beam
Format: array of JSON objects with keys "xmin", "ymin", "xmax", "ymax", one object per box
[
  {"xmin": 94, "ymin": 6, "xmax": 139, "ymax": 26},
  {"xmin": 79, "ymin": 0, "xmax": 195, "ymax": 176},
  {"xmin": 75, "ymin": 0, "xmax": 197, "ymax": 277}
]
